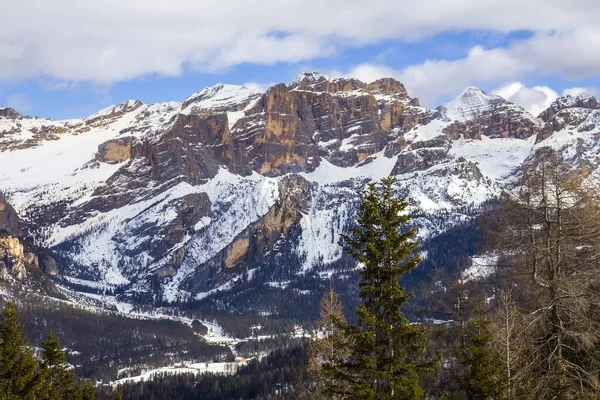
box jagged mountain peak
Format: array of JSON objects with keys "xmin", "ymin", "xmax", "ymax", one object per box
[
  {"xmin": 0, "ymin": 106, "xmax": 22, "ymax": 119},
  {"xmin": 290, "ymin": 71, "xmax": 331, "ymax": 86},
  {"xmin": 546, "ymin": 93, "xmax": 599, "ymax": 112},
  {"xmin": 182, "ymin": 83, "xmax": 261, "ymax": 113},
  {"xmin": 289, "ymin": 72, "xmax": 411, "ymax": 103},
  {"xmin": 85, "ymin": 99, "xmax": 144, "ymax": 122},
  {"xmin": 536, "ymin": 93, "xmax": 600, "ymax": 141},
  {"xmin": 440, "ymin": 86, "xmax": 505, "ymax": 122}
]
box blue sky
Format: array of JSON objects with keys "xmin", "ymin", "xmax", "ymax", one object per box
[{"xmin": 2, "ymin": 0, "xmax": 600, "ymax": 119}]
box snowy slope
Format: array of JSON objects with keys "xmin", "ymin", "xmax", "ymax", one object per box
[
  {"xmin": 440, "ymin": 87, "xmax": 503, "ymax": 122},
  {"xmin": 182, "ymin": 84, "xmax": 261, "ymax": 114}
]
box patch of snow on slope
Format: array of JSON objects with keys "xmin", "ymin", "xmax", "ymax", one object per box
[
  {"xmin": 449, "ymin": 136, "xmax": 535, "ymax": 181},
  {"xmin": 46, "ymin": 168, "xmax": 278, "ymax": 296},
  {"xmin": 182, "ymin": 84, "xmax": 260, "ymax": 114},
  {"xmin": 300, "ymin": 151, "xmax": 397, "ymax": 185},
  {"xmin": 462, "ymin": 254, "xmax": 498, "ymax": 282},
  {"xmin": 296, "ymin": 152, "xmax": 397, "ymax": 273},
  {"xmin": 84, "ymin": 100, "xmax": 141, "ymax": 121},
  {"xmin": 227, "ymin": 110, "xmax": 245, "ymax": 130},
  {"xmin": 395, "ymin": 161, "xmax": 500, "ymax": 212},
  {"xmin": 111, "ymin": 360, "xmax": 247, "ymax": 386},
  {"xmin": 227, "ymin": 95, "xmax": 262, "ymax": 130},
  {"xmin": 404, "ymin": 119, "xmax": 449, "ymax": 144},
  {"xmin": 297, "ymin": 182, "xmax": 360, "ymax": 273},
  {"xmin": 537, "ymin": 110, "xmax": 600, "ymax": 163}
]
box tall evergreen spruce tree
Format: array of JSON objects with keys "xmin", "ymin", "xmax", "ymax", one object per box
[
  {"xmin": 39, "ymin": 331, "xmax": 78, "ymax": 399},
  {"xmin": 75, "ymin": 382, "xmax": 97, "ymax": 400},
  {"xmin": 338, "ymin": 177, "xmax": 434, "ymax": 400},
  {"xmin": 0, "ymin": 301, "xmax": 41, "ymax": 400}
]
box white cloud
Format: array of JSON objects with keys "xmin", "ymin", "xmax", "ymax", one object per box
[
  {"xmin": 491, "ymin": 83, "xmax": 558, "ymax": 116},
  {"xmin": 562, "ymin": 87, "xmax": 600, "ymax": 98},
  {"xmin": 490, "ymin": 82, "xmax": 600, "ymax": 116},
  {"xmin": 1, "ymin": 0, "xmax": 600, "ymax": 85},
  {"xmin": 333, "ymin": 24, "xmax": 600, "ymax": 107},
  {"xmin": 330, "ymin": 64, "xmax": 398, "ymax": 85},
  {"xmin": 243, "ymin": 81, "xmax": 277, "ymax": 93}
]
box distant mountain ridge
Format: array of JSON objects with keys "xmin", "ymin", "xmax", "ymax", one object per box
[{"xmin": 1, "ymin": 72, "xmax": 599, "ymax": 315}]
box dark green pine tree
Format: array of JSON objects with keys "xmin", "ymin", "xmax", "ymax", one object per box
[
  {"xmin": 73, "ymin": 381, "xmax": 97, "ymax": 400},
  {"xmin": 338, "ymin": 177, "xmax": 435, "ymax": 400},
  {"xmin": 38, "ymin": 331, "xmax": 78, "ymax": 399},
  {"xmin": 0, "ymin": 301, "xmax": 41, "ymax": 400},
  {"xmin": 456, "ymin": 313, "xmax": 506, "ymax": 400}
]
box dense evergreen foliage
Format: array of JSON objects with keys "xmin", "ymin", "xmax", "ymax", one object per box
[
  {"xmin": 0, "ymin": 301, "xmax": 105, "ymax": 400},
  {"xmin": 0, "ymin": 302, "xmax": 41, "ymax": 399},
  {"xmin": 455, "ymin": 312, "xmax": 506, "ymax": 400}
]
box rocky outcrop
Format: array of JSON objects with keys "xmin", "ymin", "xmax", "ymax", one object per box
[
  {"xmin": 439, "ymin": 87, "xmax": 540, "ymax": 140},
  {"xmin": 290, "ymin": 73, "xmax": 409, "ymax": 99},
  {"xmin": 0, "ymin": 123, "xmax": 69, "ymax": 151},
  {"xmin": 138, "ymin": 112, "xmax": 227, "ymax": 184},
  {"xmin": 539, "ymin": 95, "xmax": 600, "ymax": 123},
  {"xmin": 231, "ymin": 84, "xmax": 319, "ymax": 176},
  {"xmin": 0, "ymin": 235, "xmax": 26, "ymax": 280},
  {"xmin": 113, "ymin": 192, "xmax": 214, "ymax": 279},
  {"xmin": 0, "ymin": 107, "xmax": 21, "ymax": 119},
  {"xmin": 0, "ymin": 194, "xmax": 62, "ymax": 287},
  {"xmin": 443, "ymin": 104, "xmax": 539, "ymax": 140},
  {"xmin": 391, "ymin": 138, "xmax": 451, "ymax": 175},
  {"xmin": 40, "ymin": 254, "xmax": 60, "ymax": 278},
  {"xmin": 85, "ymin": 100, "xmax": 144, "ymax": 126},
  {"xmin": 0, "ymin": 193, "xmax": 21, "ymax": 237},
  {"xmin": 536, "ymin": 95, "xmax": 600, "ymax": 143},
  {"xmin": 96, "ymin": 137, "xmax": 134, "ymax": 163},
  {"xmin": 150, "ymin": 192, "xmax": 213, "ymax": 262}
]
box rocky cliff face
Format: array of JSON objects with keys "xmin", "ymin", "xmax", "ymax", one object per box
[
  {"xmin": 0, "ymin": 235, "xmax": 27, "ymax": 281},
  {"xmin": 0, "ymin": 107, "xmax": 20, "ymax": 119},
  {"xmin": 0, "ymin": 193, "xmax": 21, "ymax": 237},
  {"xmin": 437, "ymin": 87, "xmax": 540, "ymax": 140},
  {"xmin": 0, "ymin": 73, "xmax": 597, "ymax": 310},
  {"xmin": 0, "ymin": 192, "xmax": 61, "ymax": 289},
  {"xmin": 536, "ymin": 95, "xmax": 600, "ymax": 143}
]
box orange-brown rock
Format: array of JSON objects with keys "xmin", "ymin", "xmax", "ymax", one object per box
[
  {"xmin": 225, "ymin": 234, "xmax": 250, "ymax": 269},
  {"xmin": 0, "ymin": 235, "xmax": 26, "ymax": 280},
  {"xmin": 96, "ymin": 137, "xmax": 134, "ymax": 164},
  {"xmin": 0, "ymin": 192, "xmax": 21, "ymax": 236}
]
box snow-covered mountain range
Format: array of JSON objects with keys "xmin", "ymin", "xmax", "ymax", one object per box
[{"xmin": 1, "ymin": 72, "xmax": 599, "ymax": 311}]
